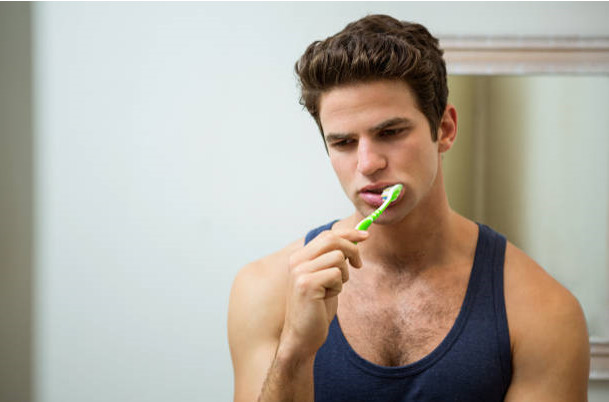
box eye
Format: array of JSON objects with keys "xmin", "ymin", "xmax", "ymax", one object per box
[
  {"xmin": 379, "ymin": 128, "xmax": 404, "ymax": 138},
  {"xmin": 330, "ymin": 139, "xmax": 356, "ymax": 148}
]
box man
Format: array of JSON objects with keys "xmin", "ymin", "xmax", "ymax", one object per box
[{"xmin": 228, "ymin": 14, "xmax": 590, "ymax": 401}]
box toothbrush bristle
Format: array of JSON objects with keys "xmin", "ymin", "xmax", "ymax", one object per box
[{"xmin": 381, "ymin": 184, "xmax": 403, "ymax": 202}]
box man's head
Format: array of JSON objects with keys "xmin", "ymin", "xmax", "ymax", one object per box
[{"xmin": 295, "ymin": 14, "xmax": 447, "ymax": 144}]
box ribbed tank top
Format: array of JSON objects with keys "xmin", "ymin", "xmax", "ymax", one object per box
[{"xmin": 305, "ymin": 221, "xmax": 512, "ymax": 402}]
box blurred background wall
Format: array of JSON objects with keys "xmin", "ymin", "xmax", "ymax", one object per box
[{"xmin": 1, "ymin": 2, "xmax": 608, "ymax": 401}]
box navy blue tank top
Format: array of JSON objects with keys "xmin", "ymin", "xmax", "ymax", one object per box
[{"xmin": 305, "ymin": 221, "xmax": 512, "ymax": 402}]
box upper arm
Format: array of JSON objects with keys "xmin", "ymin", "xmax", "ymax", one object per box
[
  {"xmin": 504, "ymin": 244, "xmax": 590, "ymax": 401},
  {"xmin": 227, "ymin": 241, "xmax": 302, "ymax": 402},
  {"xmin": 228, "ymin": 263, "xmax": 279, "ymax": 402}
]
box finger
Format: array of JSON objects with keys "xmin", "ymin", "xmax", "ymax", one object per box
[
  {"xmin": 289, "ymin": 231, "xmax": 342, "ymax": 267},
  {"xmin": 301, "ymin": 250, "xmax": 349, "ymax": 283},
  {"xmin": 294, "ymin": 267, "xmax": 343, "ymax": 300},
  {"xmin": 330, "ymin": 230, "xmax": 367, "ymax": 268},
  {"xmin": 313, "ymin": 267, "xmax": 343, "ymax": 299},
  {"xmin": 302, "ymin": 229, "xmax": 367, "ymax": 266},
  {"xmin": 289, "ymin": 229, "xmax": 368, "ymax": 271},
  {"xmin": 331, "ymin": 228, "xmax": 370, "ymax": 243}
]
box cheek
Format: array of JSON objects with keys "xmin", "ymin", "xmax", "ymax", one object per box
[
  {"xmin": 329, "ymin": 152, "xmax": 353, "ymax": 173},
  {"xmin": 393, "ymin": 138, "xmax": 438, "ymax": 175},
  {"xmin": 329, "ymin": 155, "xmax": 357, "ymax": 195},
  {"xmin": 329, "ymin": 155, "xmax": 348, "ymax": 180},
  {"xmin": 416, "ymin": 143, "xmax": 440, "ymax": 183}
]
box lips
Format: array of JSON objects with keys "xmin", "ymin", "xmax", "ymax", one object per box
[
  {"xmin": 359, "ymin": 192, "xmax": 385, "ymax": 207},
  {"xmin": 358, "ymin": 183, "xmax": 403, "ymax": 208}
]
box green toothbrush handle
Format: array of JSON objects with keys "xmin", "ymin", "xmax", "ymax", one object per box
[
  {"xmin": 356, "ymin": 217, "xmax": 374, "ymax": 231},
  {"xmin": 355, "ymin": 199, "xmax": 390, "ymax": 231},
  {"xmin": 354, "ymin": 184, "xmax": 402, "ymax": 234}
]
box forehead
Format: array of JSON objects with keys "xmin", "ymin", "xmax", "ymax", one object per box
[{"xmin": 318, "ymin": 80, "xmax": 423, "ymax": 133}]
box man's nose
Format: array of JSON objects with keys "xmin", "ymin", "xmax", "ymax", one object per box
[{"xmin": 356, "ymin": 138, "xmax": 387, "ymax": 176}]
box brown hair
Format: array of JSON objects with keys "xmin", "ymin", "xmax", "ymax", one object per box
[{"xmin": 295, "ymin": 14, "xmax": 448, "ymax": 142}]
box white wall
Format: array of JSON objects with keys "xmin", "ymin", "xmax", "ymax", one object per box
[{"xmin": 30, "ymin": 2, "xmax": 609, "ymax": 402}]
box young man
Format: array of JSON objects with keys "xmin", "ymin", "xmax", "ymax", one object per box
[{"xmin": 228, "ymin": 14, "xmax": 590, "ymax": 401}]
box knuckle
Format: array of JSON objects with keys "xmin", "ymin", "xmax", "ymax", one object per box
[
  {"xmin": 342, "ymin": 261, "xmax": 350, "ymax": 276},
  {"xmin": 332, "ymin": 271, "xmax": 344, "ymax": 291},
  {"xmin": 330, "ymin": 249, "xmax": 346, "ymax": 262},
  {"xmin": 330, "ymin": 267, "xmax": 342, "ymax": 281},
  {"xmin": 322, "ymin": 230, "xmax": 339, "ymax": 244},
  {"xmin": 287, "ymin": 253, "xmax": 300, "ymax": 270},
  {"xmin": 293, "ymin": 276, "xmax": 310, "ymax": 294},
  {"xmin": 319, "ymin": 230, "xmax": 333, "ymax": 240},
  {"xmin": 347, "ymin": 246, "xmax": 360, "ymax": 262},
  {"xmin": 289, "ymin": 265, "xmax": 304, "ymax": 280}
]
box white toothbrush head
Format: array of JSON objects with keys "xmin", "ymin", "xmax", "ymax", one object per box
[{"xmin": 381, "ymin": 184, "xmax": 403, "ymax": 203}]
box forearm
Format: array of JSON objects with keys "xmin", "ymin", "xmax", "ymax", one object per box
[{"xmin": 258, "ymin": 342, "xmax": 316, "ymax": 402}]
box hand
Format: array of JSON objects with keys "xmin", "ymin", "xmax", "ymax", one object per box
[{"xmin": 280, "ymin": 229, "xmax": 369, "ymax": 360}]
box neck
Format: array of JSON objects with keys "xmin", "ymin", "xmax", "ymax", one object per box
[{"xmin": 351, "ymin": 168, "xmax": 468, "ymax": 273}]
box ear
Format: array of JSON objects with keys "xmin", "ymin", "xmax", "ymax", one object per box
[{"xmin": 437, "ymin": 104, "xmax": 457, "ymax": 153}]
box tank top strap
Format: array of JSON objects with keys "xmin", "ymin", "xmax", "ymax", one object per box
[{"xmin": 476, "ymin": 223, "xmax": 511, "ymax": 386}]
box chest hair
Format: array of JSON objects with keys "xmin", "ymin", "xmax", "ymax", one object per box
[{"xmin": 337, "ymin": 268, "xmax": 469, "ymax": 367}]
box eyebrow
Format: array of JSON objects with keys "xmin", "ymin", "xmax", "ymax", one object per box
[
  {"xmin": 324, "ymin": 132, "xmax": 354, "ymax": 143},
  {"xmin": 324, "ymin": 117, "xmax": 413, "ymax": 142},
  {"xmin": 369, "ymin": 117, "xmax": 412, "ymax": 133}
]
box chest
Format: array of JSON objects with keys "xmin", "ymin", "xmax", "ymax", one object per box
[{"xmin": 337, "ymin": 274, "xmax": 469, "ymax": 367}]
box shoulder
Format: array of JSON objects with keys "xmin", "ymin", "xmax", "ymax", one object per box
[
  {"xmin": 503, "ymin": 242, "xmax": 589, "ymax": 400},
  {"xmin": 228, "ymin": 238, "xmax": 304, "ymax": 348},
  {"xmin": 227, "ymin": 239, "xmax": 305, "ymax": 400},
  {"xmin": 504, "ymin": 241, "xmax": 587, "ymax": 342}
]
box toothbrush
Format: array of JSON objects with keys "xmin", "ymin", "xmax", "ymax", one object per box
[{"xmin": 355, "ymin": 184, "xmax": 403, "ymax": 231}]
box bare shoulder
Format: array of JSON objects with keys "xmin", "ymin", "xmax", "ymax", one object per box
[
  {"xmin": 504, "ymin": 241, "xmax": 587, "ymax": 341},
  {"xmin": 228, "ymin": 238, "xmax": 305, "ymax": 401},
  {"xmin": 503, "ymin": 242, "xmax": 589, "ymax": 401},
  {"xmin": 228, "ymin": 238, "xmax": 304, "ymax": 344}
]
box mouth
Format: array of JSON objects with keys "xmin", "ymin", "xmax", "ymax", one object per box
[
  {"xmin": 359, "ymin": 183, "xmax": 394, "ymax": 193},
  {"xmin": 358, "ymin": 183, "xmax": 403, "ymax": 207}
]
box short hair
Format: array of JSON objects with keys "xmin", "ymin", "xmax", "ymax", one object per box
[{"xmin": 295, "ymin": 14, "xmax": 448, "ymax": 142}]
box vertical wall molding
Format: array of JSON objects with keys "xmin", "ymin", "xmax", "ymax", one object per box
[{"xmin": 0, "ymin": 3, "xmax": 34, "ymax": 402}]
